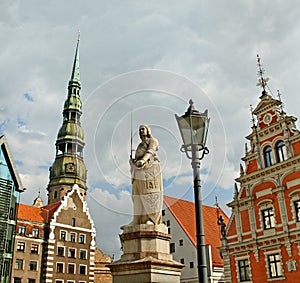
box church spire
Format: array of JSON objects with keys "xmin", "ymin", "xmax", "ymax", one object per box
[
  {"xmin": 69, "ymin": 30, "xmax": 80, "ymax": 84},
  {"xmin": 47, "ymin": 34, "xmax": 87, "ymax": 204}
]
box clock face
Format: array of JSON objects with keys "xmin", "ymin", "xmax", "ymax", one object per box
[
  {"xmin": 66, "ymin": 163, "xmax": 75, "ymax": 173},
  {"xmin": 263, "ymin": 113, "xmax": 272, "ymax": 124}
]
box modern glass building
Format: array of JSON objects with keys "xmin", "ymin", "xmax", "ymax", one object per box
[{"xmin": 0, "ymin": 135, "xmax": 24, "ymax": 283}]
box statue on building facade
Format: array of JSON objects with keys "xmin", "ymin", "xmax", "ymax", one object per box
[
  {"xmin": 218, "ymin": 215, "xmax": 227, "ymax": 239},
  {"xmin": 130, "ymin": 125, "xmax": 163, "ymax": 225}
]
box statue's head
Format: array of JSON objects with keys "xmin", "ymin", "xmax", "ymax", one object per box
[{"xmin": 139, "ymin": 125, "xmax": 151, "ymax": 138}]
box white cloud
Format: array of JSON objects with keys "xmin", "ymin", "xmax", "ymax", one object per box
[
  {"xmin": 87, "ymin": 188, "xmax": 132, "ymax": 258},
  {"xmin": 2, "ymin": 0, "xmax": 300, "ymax": 258}
]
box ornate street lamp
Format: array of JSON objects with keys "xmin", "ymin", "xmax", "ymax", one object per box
[{"xmin": 175, "ymin": 99, "xmax": 210, "ymax": 283}]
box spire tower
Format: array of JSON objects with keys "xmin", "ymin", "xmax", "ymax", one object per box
[{"xmin": 47, "ymin": 36, "xmax": 87, "ymax": 204}]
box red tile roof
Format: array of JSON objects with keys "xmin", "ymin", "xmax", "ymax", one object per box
[
  {"xmin": 42, "ymin": 202, "xmax": 61, "ymax": 220},
  {"xmin": 164, "ymin": 195, "xmax": 229, "ymax": 267},
  {"xmin": 17, "ymin": 201, "xmax": 61, "ymax": 223},
  {"xmin": 17, "ymin": 203, "xmax": 48, "ymax": 223}
]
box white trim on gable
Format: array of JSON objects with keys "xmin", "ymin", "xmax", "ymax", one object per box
[{"xmin": 47, "ymin": 185, "xmax": 97, "ymax": 249}]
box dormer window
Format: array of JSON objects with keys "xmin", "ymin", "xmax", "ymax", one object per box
[
  {"xmin": 264, "ymin": 146, "xmax": 273, "ymax": 167},
  {"xmin": 18, "ymin": 226, "xmax": 26, "ymax": 235},
  {"xmin": 275, "ymin": 141, "xmax": 286, "ymax": 162}
]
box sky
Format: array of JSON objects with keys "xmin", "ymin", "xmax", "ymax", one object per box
[{"xmin": 2, "ymin": 0, "xmax": 300, "ymax": 258}]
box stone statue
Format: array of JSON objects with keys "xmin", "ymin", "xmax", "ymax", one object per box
[
  {"xmin": 218, "ymin": 215, "xmax": 227, "ymax": 239},
  {"xmin": 130, "ymin": 125, "xmax": 163, "ymax": 225}
]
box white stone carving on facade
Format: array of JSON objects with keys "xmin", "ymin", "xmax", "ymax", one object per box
[
  {"xmin": 286, "ymin": 259, "xmax": 297, "ymax": 272},
  {"xmin": 255, "ymin": 188, "xmax": 272, "ymax": 198},
  {"xmin": 285, "ymin": 240, "xmax": 292, "ymax": 257},
  {"xmin": 253, "ymin": 247, "xmax": 259, "ymax": 262},
  {"xmin": 287, "ymin": 178, "xmax": 300, "ymax": 189}
]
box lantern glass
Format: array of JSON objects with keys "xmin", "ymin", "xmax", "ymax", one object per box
[
  {"xmin": 175, "ymin": 102, "xmax": 209, "ymax": 151},
  {"xmin": 175, "ymin": 115, "xmax": 193, "ymax": 150}
]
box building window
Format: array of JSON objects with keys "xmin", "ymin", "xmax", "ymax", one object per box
[
  {"xmin": 2, "ymin": 261, "xmax": 9, "ymax": 277},
  {"xmin": 68, "ymin": 248, "xmax": 76, "ymax": 258},
  {"xmin": 166, "ymin": 220, "xmax": 170, "ymax": 226},
  {"xmin": 190, "ymin": 262, "xmax": 194, "ymax": 268},
  {"xmin": 9, "ymin": 207, "xmax": 15, "ymax": 220},
  {"xmin": 80, "ymin": 249, "xmax": 87, "ymax": 259},
  {"xmin": 262, "ymin": 207, "xmax": 275, "ymax": 229},
  {"xmin": 168, "ymin": 227, "xmax": 171, "ymax": 234},
  {"xmin": 79, "ymin": 234, "xmax": 86, "ymax": 244},
  {"xmin": 29, "ymin": 261, "xmax": 37, "ymax": 271},
  {"xmin": 264, "ymin": 146, "xmax": 273, "ymax": 167},
  {"xmin": 268, "ymin": 254, "xmax": 283, "ymax": 278},
  {"xmin": 294, "ymin": 200, "xmax": 300, "ymax": 222},
  {"xmin": 179, "ymin": 239, "xmax": 183, "ymax": 246},
  {"xmin": 276, "ymin": 141, "xmax": 286, "ymax": 162},
  {"xmin": 31, "ymin": 244, "xmax": 39, "ymax": 254},
  {"xmin": 56, "ymin": 263, "xmax": 64, "ymax": 273},
  {"xmin": 79, "ymin": 265, "xmax": 87, "ymax": 275},
  {"xmin": 17, "ymin": 242, "xmax": 25, "ymax": 252},
  {"xmin": 54, "ymin": 190, "xmax": 58, "ymax": 199},
  {"xmin": 56, "ymin": 280, "xmax": 63, "ymax": 283},
  {"xmin": 70, "ymin": 232, "xmax": 76, "ymax": 242},
  {"xmin": 60, "ymin": 230, "xmax": 66, "ymax": 241},
  {"xmin": 18, "ymin": 225, "xmax": 26, "ymax": 235},
  {"xmin": 6, "ymin": 240, "xmax": 12, "ymax": 253},
  {"xmin": 32, "ymin": 228, "xmax": 39, "ymax": 238},
  {"xmin": 180, "ymin": 258, "xmax": 185, "ymax": 264},
  {"xmin": 238, "ymin": 259, "xmax": 250, "ymax": 281},
  {"xmin": 72, "ymin": 218, "xmax": 76, "ymax": 227},
  {"xmin": 68, "ymin": 263, "xmax": 75, "ymax": 274},
  {"xmin": 14, "ymin": 278, "xmax": 22, "ymax": 283},
  {"xmin": 170, "ymin": 243, "xmax": 175, "ymax": 253},
  {"xmin": 15, "ymin": 259, "xmax": 23, "ymax": 270},
  {"xmin": 28, "ymin": 280, "xmax": 36, "ymax": 283},
  {"xmin": 162, "ymin": 209, "xmax": 165, "ymax": 216},
  {"xmin": 57, "ymin": 246, "xmax": 65, "ymax": 257}
]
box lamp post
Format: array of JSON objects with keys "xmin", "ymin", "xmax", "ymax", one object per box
[{"xmin": 175, "ymin": 99, "xmax": 210, "ymax": 283}]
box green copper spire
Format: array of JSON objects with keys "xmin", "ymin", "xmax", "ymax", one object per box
[
  {"xmin": 47, "ymin": 34, "xmax": 87, "ymax": 204},
  {"xmin": 69, "ymin": 31, "xmax": 81, "ymax": 85}
]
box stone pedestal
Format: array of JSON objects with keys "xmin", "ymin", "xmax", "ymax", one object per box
[{"xmin": 109, "ymin": 224, "xmax": 183, "ymax": 283}]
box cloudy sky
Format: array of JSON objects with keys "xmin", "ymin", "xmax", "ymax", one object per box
[{"xmin": 2, "ymin": 0, "xmax": 300, "ymax": 258}]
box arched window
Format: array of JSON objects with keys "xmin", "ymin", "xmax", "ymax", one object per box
[
  {"xmin": 264, "ymin": 146, "xmax": 273, "ymax": 167},
  {"xmin": 276, "ymin": 141, "xmax": 286, "ymax": 162}
]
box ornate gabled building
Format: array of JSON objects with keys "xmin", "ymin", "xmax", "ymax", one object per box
[
  {"xmin": 12, "ymin": 185, "xmax": 96, "ymax": 283},
  {"xmin": 43, "ymin": 184, "xmax": 96, "ymax": 283},
  {"xmin": 163, "ymin": 196, "xmax": 229, "ymax": 283},
  {"xmin": 220, "ymin": 56, "xmax": 300, "ymax": 282},
  {"xmin": 0, "ymin": 135, "xmax": 24, "ymax": 283},
  {"xmin": 47, "ymin": 35, "xmax": 87, "ymax": 204}
]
